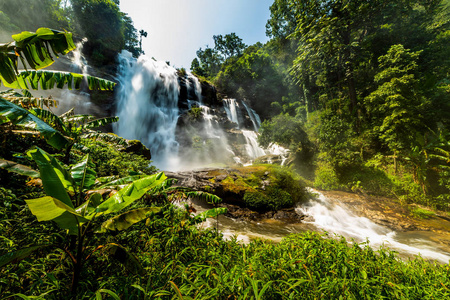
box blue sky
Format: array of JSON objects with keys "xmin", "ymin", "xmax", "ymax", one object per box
[{"xmin": 119, "ymin": 0, "xmax": 274, "ymax": 69}]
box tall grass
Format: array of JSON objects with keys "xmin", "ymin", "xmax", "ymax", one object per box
[{"xmin": 1, "ymin": 204, "xmax": 449, "ymax": 299}]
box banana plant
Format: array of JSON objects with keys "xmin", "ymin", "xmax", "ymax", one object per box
[
  {"xmin": 0, "ymin": 147, "xmax": 167, "ymax": 294},
  {"xmin": 0, "ymin": 28, "xmax": 116, "ymax": 151},
  {"xmin": 0, "ymin": 147, "xmax": 228, "ymax": 294}
]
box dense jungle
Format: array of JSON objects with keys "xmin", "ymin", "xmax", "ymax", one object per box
[{"xmin": 1, "ymin": 0, "xmax": 450, "ymax": 299}]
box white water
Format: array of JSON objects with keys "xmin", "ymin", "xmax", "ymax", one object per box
[
  {"xmin": 193, "ymin": 189, "xmax": 450, "ymax": 264},
  {"xmin": 114, "ymin": 51, "xmax": 180, "ymax": 170},
  {"xmin": 298, "ymin": 189, "xmax": 450, "ymax": 263},
  {"xmin": 242, "ymin": 101, "xmax": 261, "ymax": 132},
  {"xmin": 223, "ymin": 98, "xmax": 241, "ymax": 127},
  {"xmin": 242, "ymin": 130, "xmax": 266, "ymax": 160},
  {"xmin": 222, "ymin": 98, "xmax": 288, "ymax": 163}
]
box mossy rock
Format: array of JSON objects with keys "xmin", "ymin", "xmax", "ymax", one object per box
[{"xmin": 175, "ymin": 165, "xmax": 307, "ymax": 212}]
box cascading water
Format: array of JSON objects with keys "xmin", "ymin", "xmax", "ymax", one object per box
[
  {"xmin": 112, "ymin": 52, "xmax": 449, "ymax": 263},
  {"xmin": 242, "ymin": 101, "xmax": 261, "ymax": 132},
  {"xmin": 223, "ymin": 98, "xmax": 288, "ymax": 163},
  {"xmin": 223, "ymin": 98, "xmax": 242, "ymax": 126},
  {"xmin": 242, "ymin": 130, "xmax": 266, "ymax": 162},
  {"xmin": 297, "ymin": 189, "xmax": 450, "ymax": 263},
  {"xmin": 52, "ymin": 39, "xmax": 93, "ymax": 115},
  {"xmin": 114, "ymin": 51, "xmax": 180, "ymax": 170},
  {"xmin": 193, "ymin": 189, "xmax": 450, "ymax": 263}
]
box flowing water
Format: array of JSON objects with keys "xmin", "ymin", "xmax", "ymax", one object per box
[
  {"xmin": 113, "ymin": 52, "xmax": 449, "ymax": 264},
  {"xmin": 115, "ymin": 51, "xmax": 180, "ymax": 170},
  {"xmin": 194, "ymin": 189, "xmax": 450, "ymax": 264}
]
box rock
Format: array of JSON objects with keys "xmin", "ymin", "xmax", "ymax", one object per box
[
  {"xmin": 119, "ymin": 139, "xmax": 151, "ymax": 160},
  {"xmin": 222, "ymin": 203, "xmax": 306, "ymax": 223},
  {"xmin": 165, "ymin": 166, "xmax": 308, "ymax": 222}
]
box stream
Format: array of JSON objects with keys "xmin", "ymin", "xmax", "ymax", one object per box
[{"xmin": 193, "ymin": 189, "xmax": 450, "ymax": 264}]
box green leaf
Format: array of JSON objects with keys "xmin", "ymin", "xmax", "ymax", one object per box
[
  {"xmin": 75, "ymin": 192, "xmax": 102, "ymax": 217},
  {"xmin": 71, "ymin": 154, "xmax": 97, "ymax": 191},
  {"xmin": 194, "ymin": 207, "xmax": 227, "ymax": 222},
  {"xmin": 103, "ymin": 243, "xmax": 144, "ymax": 275},
  {"xmin": 94, "ymin": 289, "xmax": 121, "ymax": 300},
  {"xmin": 0, "ymin": 159, "xmax": 39, "ymax": 178},
  {"xmin": 2, "ymin": 70, "xmax": 116, "ymax": 91},
  {"xmin": 25, "ymin": 196, "xmax": 87, "ymax": 234},
  {"xmin": 84, "ymin": 117, "xmax": 119, "ymax": 129},
  {"xmin": 0, "ymin": 97, "xmax": 69, "ymax": 149},
  {"xmin": 184, "ymin": 191, "xmax": 222, "ymax": 204},
  {"xmin": 12, "ymin": 28, "xmax": 75, "ymax": 70},
  {"xmin": 0, "ymin": 244, "xmax": 50, "ymax": 268},
  {"xmin": 100, "ymin": 207, "xmax": 161, "ymax": 232},
  {"xmin": 27, "ymin": 147, "xmax": 74, "ymax": 208},
  {"xmin": 97, "ymin": 175, "xmax": 147, "ymax": 189},
  {"xmin": 92, "ymin": 172, "xmax": 167, "ymax": 217}
]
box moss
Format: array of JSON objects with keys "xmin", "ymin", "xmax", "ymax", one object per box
[
  {"xmin": 244, "ymin": 188, "xmax": 293, "ymax": 212},
  {"xmin": 216, "ymin": 165, "xmax": 307, "ymax": 211},
  {"xmin": 221, "ymin": 176, "xmax": 255, "ymax": 195}
]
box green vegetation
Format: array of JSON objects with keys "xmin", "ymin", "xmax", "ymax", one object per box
[
  {"xmin": 191, "ymin": 0, "xmax": 450, "ymax": 211},
  {"xmin": 0, "ymin": 0, "xmax": 145, "ymax": 65},
  {"xmin": 1, "ymin": 1, "xmax": 450, "ymax": 298}
]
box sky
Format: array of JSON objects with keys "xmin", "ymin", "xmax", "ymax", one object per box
[{"xmin": 119, "ymin": 0, "xmax": 274, "ymax": 69}]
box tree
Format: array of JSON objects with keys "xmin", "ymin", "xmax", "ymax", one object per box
[
  {"xmin": 213, "ymin": 33, "xmax": 246, "ymax": 60},
  {"xmin": 364, "ymin": 44, "xmax": 429, "ymax": 155},
  {"xmin": 191, "ymin": 47, "xmax": 221, "ymax": 78},
  {"xmin": 191, "ymin": 33, "xmax": 246, "ymax": 78},
  {"xmin": 215, "ymin": 46, "xmax": 287, "ymax": 119},
  {"xmin": 71, "ymin": 0, "xmax": 125, "ymax": 65}
]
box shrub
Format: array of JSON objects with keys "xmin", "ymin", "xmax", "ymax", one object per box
[
  {"xmin": 78, "ymin": 138, "xmax": 156, "ymax": 177},
  {"xmin": 314, "ymin": 162, "xmax": 341, "ymax": 190}
]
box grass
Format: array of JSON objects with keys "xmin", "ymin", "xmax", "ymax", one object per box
[{"xmin": 1, "ymin": 202, "xmax": 449, "ymax": 299}]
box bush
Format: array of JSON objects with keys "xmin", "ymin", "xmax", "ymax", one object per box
[
  {"xmin": 314, "ymin": 162, "xmax": 342, "ymax": 190},
  {"xmin": 78, "ymin": 138, "xmax": 156, "ymax": 177}
]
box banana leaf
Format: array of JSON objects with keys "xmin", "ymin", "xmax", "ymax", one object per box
[
  {"xmin": 25, "ymin": 196, "xmax": 88, "ymax": 234},
  {"xmin": 92, "ymin": 172, "xmax": 167, "ymax": 217},
  {"xmin": 70, "ymin": 154, "xmax": 97, "ymax": 192},
  {"xmin": 0, "ymin": 244, "xmax": 51, "ymax": 268},
  {"xmin": 1, "ymin": 70, "xmax": 116, "ymax": 91},
  {"xmin": 0, "ymin": 159, "xmax": 39, "ymax": 178},
  {"xmin": 0, "ymin": 28, "xmax": 75, "ymax": 87},
  {"xmin": 13, "ymin": 28, "xmax": 75, "ymax": 69},
  {"xmin": 194, "ymin": 207, "xmax": 227, "ymax": 223},
  {"xmin": 27, "ymin": 147, "xmax": 75, "ymax": 208},
  {"xmin": 184, "ymin": 191, "xmax": 222, "ymax": 204},
  {"xmin": 31, "ymin": 108, "xmax": 68, "ymax": 133},
  {"xmin": 100, "ymin": 207, "xmax": 161, "ymax": 232},
  {"xmin": 97, "ymin": 175, "xmax": 147, "ymax": 189},
  {"xmin": 84, "ymin": 116, "xmax": 119, "ymax": 129},
  {"xmin": 0, "ymin": 97, "xmax": 69, "ymax": 150},
  {"xmin": 75, "ymin": 193, "xmax": 102, "ymax": 217}
]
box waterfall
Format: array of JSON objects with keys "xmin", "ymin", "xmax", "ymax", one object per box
[
  {"xmin": 242, "ymin": 130, "xmax": 266, "ymax": 160},
  {"xmin": 222, "ymin": 98, "xmax": 289, "ymax": 164},
  {"xmin": 297, "ymin": 189, "xmax": 450, "ymax": 263},
  {"xmin": 188, "ymin": 73, "xmax": 202, "ymax": 103},
  {"xmin": 114, "ymin": 51, "xmax": 180, "ymax": 170},
  {"xmin": 242, "ymin": 101, "xmax": 261, "ymax": 132},
  {"xmin": 223, "ymin": 98, "xmax": 241, "ymax": 127}
]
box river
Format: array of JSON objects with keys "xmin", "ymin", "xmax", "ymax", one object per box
[{"xmin": 194, "ymin": 189, "xmax": 450, "ymax": 264}]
